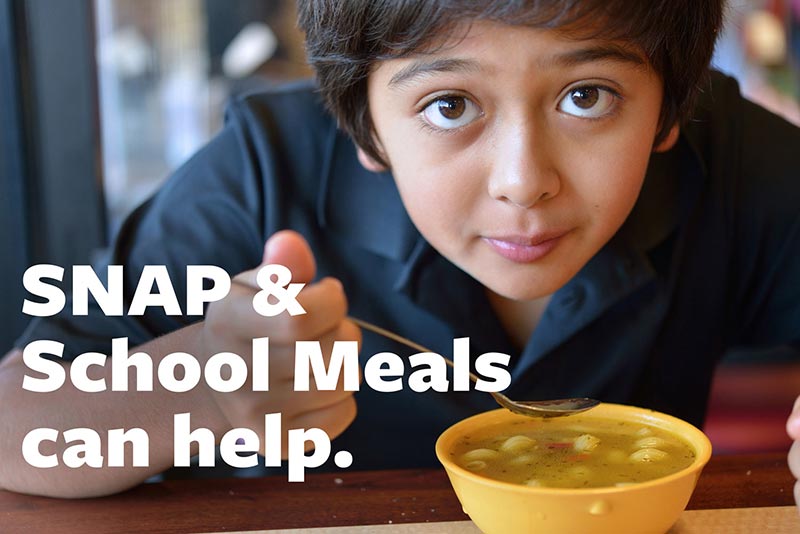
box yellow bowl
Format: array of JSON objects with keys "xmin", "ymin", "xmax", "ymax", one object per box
[{"xmin": 435, "ymin": 403, "xmax": 712, "ymax": 534}]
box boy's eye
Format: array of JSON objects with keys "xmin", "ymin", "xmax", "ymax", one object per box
[
  {"xmin": 422, "ymin": 95, "xmax": 482, "ymax": 130},
  {"xmin": 558, "ymin": 86, "xmax": 618, "ymax": 119}
]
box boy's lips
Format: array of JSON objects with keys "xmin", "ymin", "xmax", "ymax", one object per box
[{"xmin": 482, "ymin": 229, "xmax": 571, "ymax": 263}]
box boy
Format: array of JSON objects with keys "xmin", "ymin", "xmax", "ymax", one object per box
[{"xmin": 1, "ymin": 0, "xmax": 799, "ymax": 505}]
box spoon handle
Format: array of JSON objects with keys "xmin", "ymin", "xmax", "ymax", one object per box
[
  {"xmin": 350, "ymin": 316, "xmax": 600, "ymax": 417},
  {"xmin": 349, "ymin": 317, "xmax": 483, "ymax": 384}
]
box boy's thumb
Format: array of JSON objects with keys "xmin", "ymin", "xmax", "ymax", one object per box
[{"xmin": 261, "ymin": 230, "xmax": 317, "ymax": 284}]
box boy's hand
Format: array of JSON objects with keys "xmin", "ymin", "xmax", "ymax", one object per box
[
  {"xmin": 787, "ymin": 396, "xmax": 800, "ymax": 511},
  {"xmin": 200, "ymin": 230, "xmax": 361, "ymax": 457}
]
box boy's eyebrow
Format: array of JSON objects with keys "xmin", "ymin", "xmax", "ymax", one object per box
[
  {"xmin": 388, "ymin": 58, "xmax": 481, "ymax": 88},
  {"xmin": 550, "ymin": 44, "xmax": 647, "ymax": 69},
  {"xmin": 387, "ymin": 43, "xmax": 646, "ymax": 89}
]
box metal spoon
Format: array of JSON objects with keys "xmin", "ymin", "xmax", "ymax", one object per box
[{"xmin": 350, "ymin": 317, "xmax": 600, "ymax": 418}]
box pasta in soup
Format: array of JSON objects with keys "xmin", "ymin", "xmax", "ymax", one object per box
[{"xmin": 450, "ymin": 416, "xmax": 696, "ymax": 489}]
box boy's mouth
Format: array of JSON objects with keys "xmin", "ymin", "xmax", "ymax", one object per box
[{"xmin": 482, "ymin": 229, "xmax": 571, "ymax": 263}]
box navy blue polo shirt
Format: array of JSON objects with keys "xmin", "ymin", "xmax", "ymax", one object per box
[{"xmin": 16, "ymin": 71, "xmax": 800, "ymax": 474}]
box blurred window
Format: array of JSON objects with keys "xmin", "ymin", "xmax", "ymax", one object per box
[
  {"xmin": 712, "ymin": 0, "xmax": 800, "ymax": 124},
  {"xmin": 94, "ymin": 0, "xmax": 310, "ymax": 237}
]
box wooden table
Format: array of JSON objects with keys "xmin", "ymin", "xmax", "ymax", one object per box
[{"xmin": 0, "ymin": 453, "xmax": 796, "ymax": 533}]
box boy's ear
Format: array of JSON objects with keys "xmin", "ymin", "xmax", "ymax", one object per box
[
  {"xmin": 356, "ymin": 146, "xmax": 389, "ymax": 173},
  {"xmin": 653, "ymin": 123, "xmax": 680, "ymax": 153}
]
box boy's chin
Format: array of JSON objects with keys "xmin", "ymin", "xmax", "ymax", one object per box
[
  {"xmin": 451, "ymin": 249, "xmax": 580, "ymax": 301},
  {"xmin": 480, "ymin": 275, "xmax": 566, "ymax": 302}
]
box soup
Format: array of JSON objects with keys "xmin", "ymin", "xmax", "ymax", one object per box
[{"xmin": 450, "ymin": 416, "xmax": 696, "ymax": 489}]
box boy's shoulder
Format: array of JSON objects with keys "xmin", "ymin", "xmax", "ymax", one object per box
[
  {"xmin": 225, "ymin": 79, "xmax": 336, "ymax": 137},
  {"xmin": 686, "ymin": 70, "xmax": 799, "ymax": 170},
  {"xmin": 683, "ymin": 70, "xmax": 799, "ymax": 218},
  {"xmin": 218, "ymin": 79, "xmax": 354, "ymax": 191},
  {"xmin": 211, "ymin": 80, "xmax": 417, "ymax": 261}
]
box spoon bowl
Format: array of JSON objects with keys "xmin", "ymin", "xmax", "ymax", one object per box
[{"xmin": 350, "ymin": 317, "xmax": 599, "ymax": 418}]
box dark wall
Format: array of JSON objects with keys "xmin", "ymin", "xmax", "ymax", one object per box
[
  {"xmin": 0, "ymin": 0, "xmax": 106, "ymax": 355},
  {"xmin": 0, "ymin": 0, "xmax": 32, "ymax": 354}
]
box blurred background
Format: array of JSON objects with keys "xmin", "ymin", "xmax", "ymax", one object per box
[
  {"xmin": 94, "ymin": 0, "xmax": 311, "ymax": 237},
  {"xmin": 1, "ymin": 0, "xmax": 798, "ymax": 453}
]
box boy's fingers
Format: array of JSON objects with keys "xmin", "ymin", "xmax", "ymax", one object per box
[
  {"xmin": 262, "ymin": 230, "xmax": 317, "ymax": 284},
  {"xmin": 268, "ymin": 277, "xmax": 349, "ymax": 344},
  {"xmin": 289, "ymin": 387, "xmax": 358, "ymax": 418},
  {"xmin": 269, "ymin": 311, "xmax": 360, "ymax": 379},
  {"xmin": 222, "ymin": 276, "xmax": 347, "ymax": 344},
  {"xmin": 203, "ymin": 280, "xmax": 267, "ymax": 342},
  {"xmin": 291, "ymin": 395, "xmax": 358, "ymax": 449},
  {"xmin": 789, "ymin": 441, "xmax": 800, "ymax": 480},
  {"xmin": 304, "ymin": 318, "xmax": 362, "ymax": 364},
  {"xmin": 232, "ymin": 230, "xmax": 316, "ymax": 289},
  {"xmin": 794, "ymin": 480, "xmax": 800, "ymax": 513},
  {"xmin": 787, "ymin": 396, "xmax": 800, "ymax": 439}
]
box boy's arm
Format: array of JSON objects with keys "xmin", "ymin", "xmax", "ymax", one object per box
[
  {"xmin": 0, "ymin": 323, "xmax": 229, "ymax": 498},
  {"xmin": 0, "ymin": 232, "xmax": 360, "ymax": 499}
]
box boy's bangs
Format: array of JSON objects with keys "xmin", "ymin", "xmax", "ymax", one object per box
[{"xmin": 372, "ymin": 1, "xmax": 661, "ymax": 63}]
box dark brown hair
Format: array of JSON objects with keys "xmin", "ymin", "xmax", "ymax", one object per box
[{"xmin": 298, "ymin": 1, "xmax": 725, "ymax": 166}]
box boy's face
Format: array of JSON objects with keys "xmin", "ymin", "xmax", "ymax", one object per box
[{"xmin": 361, "ymin": 21, "xmax": 677, "ymax": 300}]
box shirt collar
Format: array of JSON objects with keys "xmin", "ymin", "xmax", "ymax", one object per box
[
  {"xmin": 317, "ymin": 127, "xmax": 420, "ymax": 263},
  {"xmin": 620, "ymin": 134, "xmax": 707, "ymax": 254}
]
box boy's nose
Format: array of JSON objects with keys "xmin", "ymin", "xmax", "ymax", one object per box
[{"xmin": 487, "ymin": 124, "xmax": 561, "ymax": 208}]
